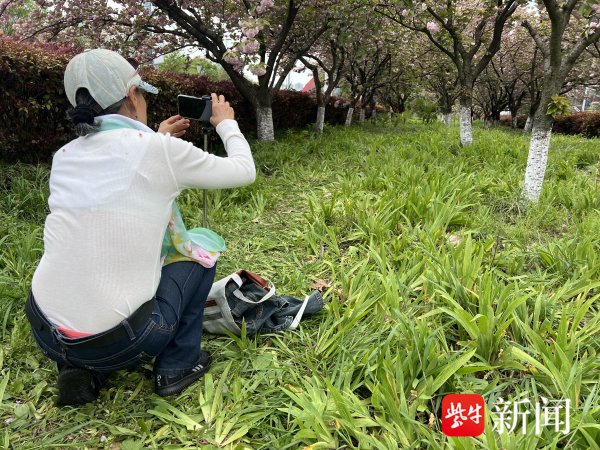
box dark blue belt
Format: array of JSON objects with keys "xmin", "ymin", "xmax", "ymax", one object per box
[{"xmin": 25, "ymin": 291, "xmax": 154, "ymax": 349}]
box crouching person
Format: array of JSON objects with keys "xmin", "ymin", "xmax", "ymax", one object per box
[{"xmin": 25, "ymin": 49, "xmax": 255, "ymax": 405}]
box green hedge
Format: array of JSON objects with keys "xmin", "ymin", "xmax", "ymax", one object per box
[
  {"xmin": 0, "ymin": 36, "xmax": 348, "ymax": 163},
  {"xmin": 553, "ymin": 112, "xmax": 600, "ymax": 139},
  {"xmin": 0, "ymin": 38, "xmax": 73, "ymax": 163},
  {"xmin": 501, "ymin": 111, "xmax": 600, "ymax": 138}
]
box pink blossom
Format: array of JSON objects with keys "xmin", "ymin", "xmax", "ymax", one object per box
[
  {"xmin": 420, "ymin": 2, "xmax": 427, "ymax": 11},
  {"xmin": 223, "ymin": 51, "xmax": 244, "ymax": 72},
  {"xmin": 240, "ymin": 17, "xmax": 262, "ymax": 37},
  {"xmin": 256, "ymin": 0, "xmax": 273, "ymax": 14},
  {"xmin": 223, "ymin": 53, "xmax": 239, "ymax": 65},
  {"xmin": 241, "ymin": 38, "xmax": 260, "ymax": 54},
  {"xmin": 243, "ymin": 26, "xmax": 260, "ymax": 38},
  {"xmin": 426, "ymin": 21, "xmax": 439, "ymax": 33},
  {"xmin": 256, "ymin": 0, "xmax": 274, "ymax": 14},
  {"xmin": 250, "ymin": 64, "xmax": 267, "ymax": 76}
]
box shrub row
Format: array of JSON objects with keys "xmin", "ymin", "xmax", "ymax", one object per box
[
  {"xmin": 0, "ymin": 38, "xmax": 73, "ymax": 163},
  {"xmin": 500, "ymin": 112, "xmax": 600, "ymax": 138},
  {"xmin": 552, "ymin": 112, "xmax": 600, "ymax": 138},
  {"xmin": 499, "ymin": 114, "xmax": 528, "ymax": 129},
  {"xmin": 0, "ymin": 36, "xmax": 350, "ymax": 163}
]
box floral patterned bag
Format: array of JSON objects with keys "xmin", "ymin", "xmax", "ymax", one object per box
[{"xmin": 161, "ymin": 202, "xmax": 226, "ymax": 268}]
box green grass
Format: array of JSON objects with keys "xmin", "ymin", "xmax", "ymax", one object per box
[{"xmin": 0, "ymin": 120, "xmax": 599, "ymax": 449}]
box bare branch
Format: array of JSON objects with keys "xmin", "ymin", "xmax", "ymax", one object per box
[
  {"xmin": 522, "ymin": 20, "xmax": 549, "ymax": 57},
  {"xmin": 564, "ymin": 27, "xmax": 600, "ymax": 70},
  {"xmin": 375, "ymin": 7, "xmax": 456, "ymax": 62},
  {"xmin": 266, "ymin": 0, "xmax": 300, "ymax": 76},
  {"xmin": 472, "ymin": 0, "xmax": 518, "ymax": 77}
]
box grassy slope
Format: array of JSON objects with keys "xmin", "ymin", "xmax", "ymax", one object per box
[{"xmin": 0, "ymin": 121, "xmax": 599, "ymax": 449}]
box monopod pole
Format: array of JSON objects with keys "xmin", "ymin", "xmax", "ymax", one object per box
[{"xmin": 203, "ymin": 132, "xmax": 208, "ymax": 228}]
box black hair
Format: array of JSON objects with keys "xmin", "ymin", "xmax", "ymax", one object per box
[{"xmin": 66, "ymin": 88, "xmax": 126, "ymax": 136}]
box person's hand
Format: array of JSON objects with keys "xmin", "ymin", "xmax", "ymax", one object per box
[
  {"xmin": 158, "ymin": 115, "xmax": 190, "ymax": 138},
  {"xmin": 210, "ymin": 93, "xmax": 235, "ymax": 128}
]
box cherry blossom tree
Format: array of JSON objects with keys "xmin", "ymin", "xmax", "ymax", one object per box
[
  {"xmin": 474, "ymin": 65, "xmax": 510, "ymax": 126},
  {"xmin": 522, "ymin": 48, "xmax": 595, "ymax": 131},
  {"xmin": 365, "ymin": 29, "xmax": 421, "ymax": 123},
  {"xmin": 378, "ymin": 0, "xmax": 519, "ymax": 145},
  {"xmin": 412, "ymin": 39, "xmax": 460, "ymax": 125},
  {"xmin": 15, "ymin": 0, "xmax": 351, "ymax": 141},
  {"xmin": 339, "ymin": 14, "xmax": 399, "ymax": 126},
  {"xmin": 493, "ymin": 15, "xmax": 548, "ymax": 131},
  {"xmin": 485, "ymin": 22, "xmax": 538, "ymax": 128},
  {"xmin": 299, "ymin": 23, "xmax": 349, "ymax": 133},
  {"xmin": 343, "ymin": 39, "xmax": 392, "ymax": 126},
  {"xmin": 372, "ymin": 30, "xmax": 432, "ymax": 121},
  {"xmin": 378, "ymin": 64, "xmax": 417, "ymax": 116},
  {"xmin": 521, "ymin": 0, "xmax": 600, "ymax": 202},
  {"xmin": 0, "ymin": 0, "xmax": 33, "ymax": 34}
]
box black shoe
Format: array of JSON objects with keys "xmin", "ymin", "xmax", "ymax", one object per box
[
  {"xmin": 56, "ymin": 367, "xmax": 100, "ymax": 406},
  {"xmin": 155, "ymin": 351, "xmax": 212, "ymax": 397}
]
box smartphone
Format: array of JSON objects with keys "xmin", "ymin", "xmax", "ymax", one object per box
[{"xmin": 177, "ymin": 94, "xmax": 212, "ymax": 122}]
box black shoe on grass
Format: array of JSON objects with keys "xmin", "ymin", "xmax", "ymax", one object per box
[
  {"xmin": 155, "ymin": 351, "xmax": 212, "ymax": 397},
  {"xmin": 56, "ymin": 367, "xmax": 99, "ymax": 406}
]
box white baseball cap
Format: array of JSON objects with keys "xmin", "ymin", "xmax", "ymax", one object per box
[{"xmin": 64, "ymin": 49, "xmax": 159, "ymax": 109}]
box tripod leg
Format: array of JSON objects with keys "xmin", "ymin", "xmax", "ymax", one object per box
[
  {"xmin": 203, "ymin": 133, "xmax": 208, "ymax": 228},
  {"xmin": 203, "ymin": 190, "xmax": 207, "ymax": 228}
]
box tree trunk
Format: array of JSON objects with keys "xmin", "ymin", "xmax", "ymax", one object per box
[
  {"xmin": 524, "ymin": 115, "xmax": 533, "ymax": 133},
  {"xmin": 511, "ymin": 115, "xmax": 518, "ymax": 129},
  {"xmin": 397, "ymin": 100, "xmax": 406, "ymax": 114},
  {"xmin": 315, "ymin": 106, "xmax": 326, "ymax": 133},
  {"xmin": 521, "ymin": 122, "xmax": 552, "ymax": 203},
  {"xmin": 459, "ymin": 97, "xmax": 473, "ymax": 146},
  {"xmin": 256, "ymin": 106, "xmax": 274, "ymax": 141},
  {"xmin": 443, "ymin": 113, "xmax": 452, "ymax": 126},
  {"xmin": 370, "ymin": 107, "xmax": 377, "ymax": 123},
  {"xmin": 359, "ymin": 109, "xmax": 366, "ymax": 123},
  {"xmin": 345, "ymin": 107, "xmax": 354, "ymax": 127},
  {"xmin": 524, "ymin": 100, "xmax": 539, "ymax": 133},
  {"xmin": 521, "ymin": 84, "xmax": 556, "ymax": 202}
]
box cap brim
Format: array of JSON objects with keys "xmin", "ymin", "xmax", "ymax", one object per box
[{"xmin": 138, "ymin": 80, "xmax": 159, "ymax": 95}]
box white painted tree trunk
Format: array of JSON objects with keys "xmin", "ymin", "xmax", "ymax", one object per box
[
  {"xmin": 359, "ymin": 109, "xmax": 366, "ymax": 123},
  {"xmin": 345, "ymin": 107, "xmax": 354, "ymax": 127},
  {"xmin": 459, "ymin": 104, "xmax": 473, "ymax": 146},
  {"xmin": 512, "ymin": 116, "xmax": 518, "ymax": 128},
  {"xmin": 443, "ymin": 113, "xmax": 452, "ymax": 126},
  {"xmin": 256, "ymin": 106, "xmax": 274, "ymax": 141},
  {"xmin": 315, "ymin": 106, "xmax": 326, "ymax": 133},
  {"xmin": 370, "ymin": 108, "xmax": 376, "ymax": 122},
  {"xmin": 524, "ymin": 115, "xmax": 533, "ymax": 133},
  {"xmin": 521, "ymin": 126, "xmax": 552, "ymax": 202}
]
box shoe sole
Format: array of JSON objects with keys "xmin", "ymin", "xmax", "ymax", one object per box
[
  {"xmin": 155, "ymin": 360, "xmax": 211, "ymax": 397},
  {"xmin": 56, "ymin": 368, "xmax": 98, "ymax": 406}
]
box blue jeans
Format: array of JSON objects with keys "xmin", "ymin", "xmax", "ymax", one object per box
[{"xmin": 28, "ymin": 261, "xmax": 216, "ymax": 383}]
